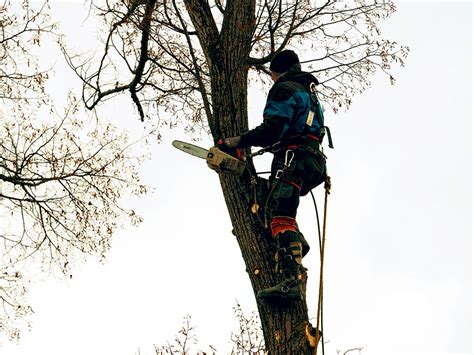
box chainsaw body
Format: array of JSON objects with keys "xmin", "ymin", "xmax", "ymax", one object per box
[{"xmin": 206, "ymin": 146, "xmax": 246, "ymax": 176}]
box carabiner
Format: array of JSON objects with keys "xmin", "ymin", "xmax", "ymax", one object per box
[{"xmin": 284, "ymin": 149, "xmax": 295, "ymax": 168}]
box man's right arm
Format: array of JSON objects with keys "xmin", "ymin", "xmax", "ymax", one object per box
[
  {"xmin": 224, "ymin": 83, "xmax": 295, "ymax": 149},
  {"xmin": 239, "ymin": 82, "xmax": 297, "ymax": 148},
  {"xmin": 239, "ymin": 115, "xmax": 287, "ymax": 148}
]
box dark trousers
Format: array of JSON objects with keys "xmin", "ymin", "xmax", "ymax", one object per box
[{"xmin": 267, "ymin": 149, "xmax": 327, "ymax": 222}]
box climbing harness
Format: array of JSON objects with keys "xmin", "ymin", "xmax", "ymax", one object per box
[
  {"xmin": 307, "ymin": 81, "xmax": 334, "ymax": 150},
  {"xmin": 275, "ymin": 149, "xmax": 302, "ymax": 190}
]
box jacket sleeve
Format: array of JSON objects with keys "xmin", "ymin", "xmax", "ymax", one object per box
[{"xmin": 239, "ymin": 84, "xmax": 296, "ymax": 148}]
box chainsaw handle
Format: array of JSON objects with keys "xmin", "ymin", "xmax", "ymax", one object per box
[
  {"xmin": 216, "ymin": 137, "xmax": 245, "ymax": 161},
  {"xmin": 216, "ymin": 138, "xmax": 226, "ymax": 150},
  {"xmin": 235, "ymin": 148, "xmax": 245, "ymax": 161}
]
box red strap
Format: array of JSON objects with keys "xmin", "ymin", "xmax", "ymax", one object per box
[
  {"xmin": 286, "ymin": 134, "xmax": 319, "ymax": 150},
  {"xmin": 306, "ymin": 134, "xmax": 320, "ymax": 141},
  {"xmin": 282, "ymin": 178, "xmax": 302, "ymax": 191},
  {"xmin": 271, "ymin": 216, "xmax": 297, "ymax": 238}
]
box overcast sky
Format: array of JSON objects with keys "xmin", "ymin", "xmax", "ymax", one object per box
[{"xmin": 2, "ymin": 1, "xmax": 472, "ymax": 355}]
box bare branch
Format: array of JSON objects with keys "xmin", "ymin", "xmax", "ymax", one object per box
[{"xmin": 170, "ymin": 0, "xmax": 213, "ymax": 124}]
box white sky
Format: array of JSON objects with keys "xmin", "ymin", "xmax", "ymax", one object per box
[{"xmin": 2, "ymin": 1, "xmax": 472, "ymax": 355}]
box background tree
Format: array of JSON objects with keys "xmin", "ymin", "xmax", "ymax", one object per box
[
  {"xmin": 0, "ymin": 1, "xmax": 148, "ymax": 342},
  {"xmin": 66, "ymin": 0, "xmax": 408, "ymax": 353},
  {"xmin": 150, "ymin": 306, "xmax": 361, "ymax": 354}
]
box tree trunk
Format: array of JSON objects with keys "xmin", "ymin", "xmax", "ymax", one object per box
[{"xmin": 184, "ymin": 1, "xmax": 316, "ymax": 352}]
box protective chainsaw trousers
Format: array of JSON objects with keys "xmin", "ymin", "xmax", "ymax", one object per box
[
  {"xmin": 258, "ymin": 149, "xmax": 326, "ymax": 301},
  {"xmin": 267, "ymin": 149, "xmax": 326, "ymax": 219},
  {"xmin": 266, "ymin": 149, "xmax": 326, "ymax": 256}
]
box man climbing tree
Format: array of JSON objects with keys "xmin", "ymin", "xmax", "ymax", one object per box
[
  {"xmin": 66, "ymin": 1, "xmax": 408, "ymax": 353},
  {"xmin": 224, "ymin": 49, "xmax": 327, "ymax": 301}
]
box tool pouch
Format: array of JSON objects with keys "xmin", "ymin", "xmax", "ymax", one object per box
[{"xmin": 206, "ymin": 147, "xmax": 246, "ymax": 176}]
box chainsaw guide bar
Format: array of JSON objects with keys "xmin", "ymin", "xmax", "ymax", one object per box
[
  {"xmin": 172, "ymin": 140, "xmax": 246, "ymax": 176},
  {"xmin": 172, "ymin": 140, "xmax": 209, "ymax": 159}
]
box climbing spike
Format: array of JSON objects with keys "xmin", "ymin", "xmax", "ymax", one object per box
[{"xmin": 305, "ymin": 323, "xmax": 321, "ymax": 349}]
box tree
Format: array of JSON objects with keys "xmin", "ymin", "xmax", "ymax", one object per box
[
  {"xmin": 0, "ymin": 1, "xmax": 148, "ymax": 342},
  {"xmin": 66, "ymin": 0, "xmax": 408, "ymax": 353},
  {"xmin": 151, "ymin": 306, "xmax": 361, "ymax": 354},
  {"xmin": 151, "ymin": 305, "xmax": 265, "ymax": 354}
]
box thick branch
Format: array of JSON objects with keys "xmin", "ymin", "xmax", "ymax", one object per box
[
  {"xmin": 182, "ymin": 0, "xmax": 221, "ymax": 67},
  {"xmin": 170, "ymin": 0, "xmax": 213, "ymax": 124}
]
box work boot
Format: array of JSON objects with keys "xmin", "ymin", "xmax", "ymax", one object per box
[{"xmin": 257, "ymin": 241, "xmax": 304, "ymax": 301}]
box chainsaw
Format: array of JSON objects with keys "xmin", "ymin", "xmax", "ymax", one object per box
[{"xmin": 172, "ymin": 140, "xmax": 246, "ymax": 176}]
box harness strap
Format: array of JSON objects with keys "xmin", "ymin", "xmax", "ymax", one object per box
[
  {"xmin": 306, "ymin": 134, "xmax": 320, "ymax": 141},
  {"xmin": 282, "ymin": 176, "xmax": 303, "ymax": 191},
  {"xmin": 323, "ymin": 126, "xmax": 334, "ymax": 149},
  {"xmin": 285, "ymin": 134, "xmax": 322, "ymax": 152},
  {"xmin": 273, "ymin": 242, "xmax": 303, "ymax": 273}
]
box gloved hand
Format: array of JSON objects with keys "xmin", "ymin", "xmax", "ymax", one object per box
[{"xmin": 224, "ymin": 136, "xmax": 241, "ymax": 148}]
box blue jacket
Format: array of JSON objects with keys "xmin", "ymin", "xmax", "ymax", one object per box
[{"xmin": 240, "ymin": 66, "xmax": 324, "ymax": 148}]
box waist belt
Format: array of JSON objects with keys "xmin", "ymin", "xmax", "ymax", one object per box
[{"xmin": 285, "ymin": 135, "xmax": 321, "ymax": 153}]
